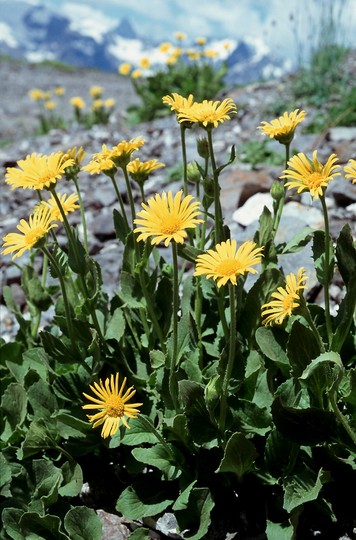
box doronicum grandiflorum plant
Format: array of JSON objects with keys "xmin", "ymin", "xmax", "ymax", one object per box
[{"xmin": 1, "ymin": 92, "xmax": 355, "ymax": 540}]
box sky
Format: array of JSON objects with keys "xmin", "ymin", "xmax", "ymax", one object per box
[{"xmin": 3, "ymin": 0, "xmax": 356, "ymax": 63}]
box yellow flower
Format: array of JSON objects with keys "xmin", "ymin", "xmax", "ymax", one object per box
[
  {"xmin": 139, "ymin": 57, "xmax": 150, "ymax": 69},
  {"xmin": 132, "ymin": 69, "xmax": 142, "ymax": 79},
  {"xmin": 119, "ymin": 62, "xmax": 131, "ymax": 75},
  {"xmin": 2, "ymin": 205, "xmax": 57, "ymax": 260},
  {"xmin": 204, "ymin": 49, "xmax": 218, "ymax": 59},
  {"xmin": 281, "ymin": 151, "xmax": 340, "ymax": 199},
  {"xmin": 81, "ymin": 144, "xmax": 116, "ymax": 175},
  {"xmin": 175, "ymin": 32, "xmax": 186, "ymax": 40},
  {"xmin": 82, "ymin": 373, "xmax": 142, "ymax": 438},
  {"xmin": 44, "ymin": 100, "xmax": 56, "ymax": 110},
  {"xmin": 159, "ymin": 42, "xmax": 171, "ymax": 53},
  {"xmin": 53, "ymin": 86, "xmax": 65, "ymax": 96},
  {"xmin": 29, "ymin": 88, "xmax": 46, "ymax": 101},
  {"xmin": 196, "ymin": 37, "xmax": 207, "ymax": 45},
  {"xmin": 194, "ymin": 239, "xmax": 263, "ymax": 288},
  {"xmin": 261, "ymin": 268, "xmax": 308, "ymax": 325},
  {"xmin": 127, "ymin": 158, "xmax": 165, "ymax": 184},
  {"xmin": 5, "ymin": 152, "xmax": 75, "ymax": 191},
  {"xmin": 89, "ymin": 85, "xmax": 104, "ymax": 98},
  {"xmin": 105, "ymin": 98, "xmax": 116, "ymax": 108},
  {"xmin": 40, "ymin": 193, "xmax": 80, "ymax": 221},
  {"xmin": 162, "ymin": 93, "xmax": 194, "ymax": 115},
  {"xmin": 134, "ymin": 190, "xmax": 203, "ymax": 246},
  {"xmin": 64, "ymin": 146, "xmax": 87, "ymax": 167},
  {"xmin": 178, "ymin": 98, "xmax": 237, "ymax": 128},
  {"xmin": 344, "ymin": 158, "xmax": 356, "ymax": 184},
  {"xmin": 257, "ymin": 109, "xmax": 307, "ymax": 144},
  {"xmin": 110, "ymin": 137, "xmax": 145, "ymax": 168},
  {"xmin": 187, "ymin": 51, "xmax": 201, "ymax": 61},
  {"xmin": 92, "ymin": 99, "xmax": 103, "ymax": 110},
  {"xmin": 70, "ymin": 96, "xmax": 86, "ymax": 109},
  {"xmin": 166, "ymin": 55, "xmax": 178, "ymax": 65}
]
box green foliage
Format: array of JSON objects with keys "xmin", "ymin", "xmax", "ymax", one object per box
[
  {"xmin": 1, "ymin": 86, "xmax": 355, "ymax": 540},
  {"xmin": 238, "ymin": 139, "xmax": 284, "ymax": 166}
]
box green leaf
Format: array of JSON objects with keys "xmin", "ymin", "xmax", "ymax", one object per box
[
  {"xmin": 281, "ymin": 226, "xmax": 314, "ymax": 254},
  {"xmin": 48, "ymin": 244, "xmax": 68, "ymax": 278},
  {"xmin": 283, "ymin": 468, "xmax": 331, "ymax": 512},
  {"xmin": 64, "ymin": 507, "xmax": 102, "ymax": 540},
  {"xmin": 177, "ymin": 243, "xmax": 203, "ymax": 263},
  {"xmin": 132, "ymin": 443, "xmax": 181, "ymax": 479},
  {"xmin": 59, "ymin": 461, "xmax": 83, "ymax": 497},
  {"xmin": 67, "ymin": 229, "xmax": 87, "ymax": 274},
  {"xmin": 105, "ymin": 307, "xmax": 126, "ymax": 342},
  {"xmin": 1, "ymin": 382, "xmax": 27, "ymax": 430},
  {"xmin": 0, "ymin": 453, "xmax": 12, "ymax": 491},
  {"xmin": 40, "ymin": 331, "xmax": 79, "ymax": 363},
  {"xmin": 266, "ymin": 520, "xmax": 294, "ymax": 540},
  {"xmin": 2, "ymin": 508, "xmax": 25, "ymax": 540},
  {"xmin": 119, "ymin": 271, "xmax": 145, "ymax": 308},
  {"xmin": 52, "ymin": 372, "xmax": 90, "ymax": 402},
  {"xmin": 19, "ymin": 419, "xmax": 58, "ymax": 459},
  {"xmin": 28, "ymin": 379, "xmax": 58, "ymax": 419},
  {"xmin": 331, "ymin": 275, "xmax": 356, "ymax": 353},
  {"xmin": 54, "ymin": 412, "xmax": 91, "ymax": 439},
  {"xmin": 287, "ymin": 320, "xmax": 321, "ymax": 377},
  {"xmin": 335, "ymin": 223, "xmax": 356, "ymax": 288},
  {"xmin": 32, "ymin": 459, "xmax": 62, "ymax": 508},
  {"xmin": 113, "ymin": 208, "xmax": 130, "ymax": 243},
  {"xmin": 21, "ymin": 264, "xmax": 52, "ymax": 311},
  {"xmin": 299, "ymin": 351, "xmax": 344, "ymax": 394},
  {"xmin": 216, "ymin": 432, "xmax": 257, "ymax": 479},
  {"xmin": 149, "ymin": 349, "xmax": 166, "ymax": 369},
  {"xmin": 175, "ymin": 487, "xmax": 214, "ymax": 540},
  {"xmin": 173, "ymin": 481, "xmax": 197, "ymax": 511},
  {"xmin": 115, "ymin": 485, "xmax": 173, "ymax": 520},
  {"xmin": 19, "ymin": 511, "xmax": 70, "ymax": 539},
  {"xmin": 312, "ymin": 230, "xmax": 334, "ymax": 284},
  {"xmin": 115, "ymin": 415, "xmax": 158, "ymax": 447},
  {"xmin": 255, "ymin": 326, "xmax": 289, "ymax": 374},
  {"xmin": 128, "ymin": 528, "xmax": 151, "ymax": 540}
]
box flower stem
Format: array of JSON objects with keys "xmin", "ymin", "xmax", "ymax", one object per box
[
  {"xmin": 328, "ymin": 390, "xmax": 356, "ymax": 447},
  {"xmin": 41, "ymin": 245, "xmax": 76, "ymax": 349},
  {"xmin": 207, "ymin": 128, "xmax": 224, "ymax": 244},
  {"xmin": 300, "ymin": 301, "xmax": 326, "ymax": 353},
  {"xmin": 108, "ymin": 172, "xmax": 130, "ymax": 232},
  {"xmin": 272, "ymin": 142, "xmax": 290, "ymax": 237},
  {"xmin": 72, "ymin": 175, "xmax": 89, "ymax": 252},
  {"xmin": 219, "ymin": 283, "xmax": 236, "ymax": 435},
  {"xmin": 180, "ymin": 125, "xmax": 188, "ymax": 196},
  {"xmin": 320, "ymin": 195, "xmax": 333, "ymax": 347},
  {"xmin": 169, "ymin": 241, "xmax": 180, "ymax": 408},
  {"xmin": 121, "ymin": 165, "xmax": 136, "ymax": 227}
]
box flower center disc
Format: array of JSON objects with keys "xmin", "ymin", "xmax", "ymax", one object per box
[
  {"xmin": 282, "ymin": 296, "xmax": 296, "ymax": 314},
  {"xmin": 25, "ymin": 228, "xmax": 45, "ymax": 246},
  {"xmin": 105, "ymin": 396, "xmax": 125, "ymax": 417},
  {"xmin": 216, "ymin": 259, "xmax": 241, "ymax": 277},
  {"xmin": 160, "ymin": 215, "xmax": 182, "ymax": 235},
  {"xmin": 306, "ymin": 172, "xmax": 323, "ymax": 189}
]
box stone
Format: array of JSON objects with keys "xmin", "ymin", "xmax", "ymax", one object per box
[{"xmin": 232, "ymin": 192, "xmax": 274, "ymax": 226}]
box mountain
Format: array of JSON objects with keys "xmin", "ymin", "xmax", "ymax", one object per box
[{"xmin": 0, "ymin": 0, "xmax": 290, "ymax": 84}]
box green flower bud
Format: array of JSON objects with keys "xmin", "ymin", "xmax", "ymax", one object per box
[
  {"xmin": 270, "ymin": 180, "xmax": 285, "ymax": 201},
  {"xmin": 187, "ymin": 162, "xmax": 201, "ymax": 184},
  {"xmin": 197, "ymin": 137, "xmax": 210, "ymax": 159}
]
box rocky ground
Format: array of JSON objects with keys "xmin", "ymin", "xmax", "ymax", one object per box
[{"xmin": 0, "ymin": 56, "xmax": 356, "ymax": 538}]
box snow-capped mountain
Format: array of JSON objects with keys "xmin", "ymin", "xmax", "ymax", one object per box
[{"xmin": 0, "ymin": 1, "xmax": 290, "ymax": 84}]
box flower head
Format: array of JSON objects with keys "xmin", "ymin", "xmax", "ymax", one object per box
[
  {"xmin": 194, "ymin": 239, "xmax": 263, "ymax": 288},
  {"xmin": 127, "ymin": 158, "xmax": 165, "ymax": 184},
  {"xmin": 178, "ymin": 98, "xmax": 237, "ymax": 128},
  {"xmin": 5, "ymin": 152, "xmax": 75, "ymax": 191},
  {"xmin": 162, "ymin": 93, "xmax": 195, "ymax": 115},
  {"xmin": 89, "ymin": 85, "xmax": 104, "ymax": 98},
  {"xmin": 82, "ymin": 373, "xmax": 142, "ymax": 438},
  {"xmin": 81, "ymin": 144, "xmax": 116, "ymax": 175},
  {"xmin": 281, "ymin": 150, "xmax": 340, "ymax": 199},
  {"xmin": 344, "ymin": 159, "xmax": 356, "ymax": 184},
  {"xmin": 44, "ymin": 100, "xmax": 56, "ymax": 110},
  {"xmin": 70, "ymin": 96, "xmax": 86, "ymax": 109},
  {"xmin": 159, "ymin": 42, "xmax": 171, "ymax": 53},
  {"xmin": 261, "ymin": 268, "xmax": 308, "ymax": 325},
  {"xmin": 257, "ymin": 109, "xmax": 306, "ymax": 144},
  {"xmin": 54, "ymin": 86, "xmax": 65, "ymax": 96},
  {"xmin": 134, "ymin": 190, "xmax": 203, "ymax": 246},
  {"xmin": 110, "ymin": 137, "xmax": 145, "ymax": 168},
  {"xmin": 132, "ymin": 69, "xmax": 142, "ymax": 79},
  {"xmin": 40, "ymin": 193, "xmax": 79, "ymax": 221},
  {"xmin": 2, "ymin": 205, "xmax": 57, "ymax": 260},
  {"xmin": 139, "ymin": 57, "xmax": 150, "ymax": 69},
  {"xmin": 175, "ymin": 32, "xmax": 186, "ymax": 40},
  {"xmin": 119, "ymin": 63, "xmax": 131, "ymax": 76},
  {"xmin": 29, "ymin": 88, "xmax": 46, "ymax": 101},
  {"xmin": 105, "ymin": 98, "xmax": 116, "ymax": 108}
]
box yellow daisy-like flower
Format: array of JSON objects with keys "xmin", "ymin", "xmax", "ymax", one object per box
[
  {"xmin": 178, "ymin": 98, "xmax": 237, "ymax": 129},
  {"xmin": 162, "ymin": 93, "xmax": 194, "ymax": 115},
  {"xmin": 29, "ymin": 88, "xmax": 46, "ymax": 101},
  {"xmin": 110, "ymin": 137, "xmax": 145, "ymax": 168},
  {"xmin": 257, "ymin": 109, "xmax": 307, "ymax": 144},
  {"xmin": 119, "ymin": 62, "xmax": 131, "ymax": 75},
  {"xmin": 64, "ymin": 146, "xmax": 87, "ymax": 167},
  {"xmin": 131, "ymin": 69, "xmax": 142, "ymax": 79},
  {"xmin": 81, "ymin": 144, "xmax": 116, "ymax": 175},
  {"xmin": 70, "ymin": 96, "xmax": 86, "ymax": 109},
  {"xmin": 139, "ymin": 57, "xmax": 150, "ymax": 69},
  {"xmin": 175, "ymin": 32, "xmax": 186, "ymax": 40},
  {"xmin": 2, "ymin": 205, "xmax": 57, "ymax": 260},
  {"xmin": 82, "ymin": 373, "xmax": 142, "ymax": 439},
  {"xmin": 40, "ymin": 193, "xmax": 80, "ymax": 222},
  {"xmin": 196, "ymin": 37, "xmax": 207, "ymax": 45},
  {"xmin": 159, "ymin": 42, "xmax": 171, "ymax": 53},
  {"xmin": 344, "ymin": 158, "xmax": 356, "ymax": 184},
  {"xmin": 194, "ymin": 239, "xmax": 263, "ymax": 288},
  {"xmin": 53, "ymin": 86, "xmax": 65, "ymax": 96},
  {"xmin": 204, "ymin": 49, "xmax": 218, "ymax": 59},
  {"xmin": 127, "ymin": 158, "xmax": 165, "ymax": 184},
  {"xmin": 44, "ymin": 100, "xmax": 56, "ymax": 110},
  {"xmin": 105, "ymin": 98, "xmax": 116, "ymax": 108},
  {"xmin": 92, "ymin": 99, "xmax": 103, "ymax": 110},
  {"xmin": 281, "ymin": 150, "xmax": 340, "ymax": 199},
  {"xmin": 89, "ymin": 85, "xmax": 104, "ymax": 98},
  {"xmin": 5, "ymin": 152, "xmax": 75, "ymax": 191},
  {"xmin": 134, "ymin": 190, "xmax": 203, "ymax": 247},
  {"xmin": 261, "ymin": 268, "xmax": 308, "ymax": 325}
]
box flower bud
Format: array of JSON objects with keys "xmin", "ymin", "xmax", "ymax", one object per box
[
  {"xmin": 187, "ymin": 162, "xmax": 201, "ymax": 184},
  {"xmin": 197, "ymin": 137, "xmax": 210, "ymax": 159},
  {"xmin": 270, "ymin": 180, "xmax": 285, "ymax": 201}
]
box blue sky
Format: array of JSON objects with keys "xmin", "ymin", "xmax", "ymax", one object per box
[{"xmin": 4, "ymin": 0, "xmax": 356, "ymax": 62}]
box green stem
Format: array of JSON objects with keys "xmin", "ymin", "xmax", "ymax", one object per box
[
  {"xmin": 328, "ymin": 390, "xmax": 356, "ymax": 447},
  {"xmin": 121, "ymin": 165, "xmax": 136, "ymax": 226},
  {"xmin": 138, "ymin": 415, "xmax": 176, "ymax": 459},
  {"xmin": 180, "ymin": 125, "xmax": 188, "ymax": 196},
  {"xmin": 207, "ymin": 129, "xmax": 224, "ymax": 243},
  {"xmin": 139, "ymin": 182, "xmax": 146, "ymax": 204},
  {"xmin": 138, "ymin": 266, "xmax": 166, "ymax": 352},
  {"xmin": 300, "ymin": 302, "xmax": 326, "ymax": 353},
  {"xmin": 320, "ymin": 195, "xmax": 333, "ymax": 347},
  {"xmin": 194, "ymin": 276, "xmax": 203, "ymax": 368},
  {"xmin": 72, "ymin": 175, "xmax": 89, "ymax": 252},
  {"xmin": 169, "ymin": 241, "xmax": 180, "ymax": 410},
  {"xmin": 272, "ymin": 142, "xmax": 290, "ymax": 238},
  {"xmin": 108, "ymin": 172, "xmax": 130, "ymax": 232},
  {"xmin": 41, "ymin": 246, "xmax": 76, "ymax": 349},
  {"xmin": 219, "ymin": 283, "xmax": 237, "ymax": 435}
]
